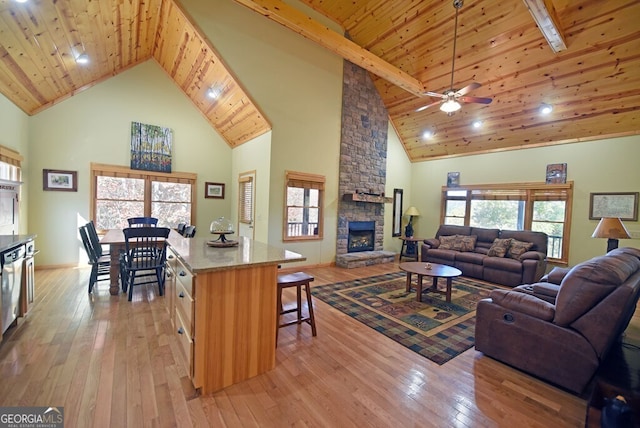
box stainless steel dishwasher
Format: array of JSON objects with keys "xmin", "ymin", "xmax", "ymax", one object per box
[{"xmin": 1, "ymin": 244, "xmax": 25, "ymax": 334}]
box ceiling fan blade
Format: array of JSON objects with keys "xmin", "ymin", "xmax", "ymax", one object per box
[
  {"xmin": 459, "ymin": 95, "xmax": 493, "ymax": 104},
  {"xmin": 415, "ymin": 100, "xmax": 442, "ymax": 112},
  {"xmin": 424, "ymin": 91, "xmax": 446, "ymax": 99},
  {"xmin": 455, "ymin": 82, "xmax": 481, "ymax": 96}
]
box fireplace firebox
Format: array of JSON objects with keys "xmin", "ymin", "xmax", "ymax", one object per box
[{"xmin": 347, "ymin": 221, "xmax": 375, "ymax": 252}]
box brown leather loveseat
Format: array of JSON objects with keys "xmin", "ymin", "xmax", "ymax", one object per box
[
  {"xmin": 421, "ymin": 225, "xmax": 548, "ymax": 287},
  {"xmin": 475, "ymin": 247, "xmax": 640, "ymax": 393}
]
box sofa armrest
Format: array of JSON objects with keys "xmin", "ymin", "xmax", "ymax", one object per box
[
  {"xmin": 424, "ymin": 238, "xmax": 439, "ymax": 249},
  {"xmin": 489, "ymin": 289, "xmax": 555, "ymax": 321},
  {"xmin": 520, "ymin": 251, "xmax": 545, "ymax": 261},
  {"xmin": 540, "ymin": 266, "xmax": 571, "ymax": 285},
  {"xmin": 532, "ymin": 282, "xmax": 561, "ymax": 299}
]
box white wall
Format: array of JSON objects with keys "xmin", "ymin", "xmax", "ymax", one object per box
[
  {"xmin": 410, "ymin": 136, "xmax": 640, "ymax": 266},
  {"xmin": 182, "ymin": 0, "xmax": 344, "ymax": 266},
  {"xmin": 26, "ymin": 60, "xmax": 232, "ymax": 267},
  {"xmin": 231, "ymin": 131, "xmax": 272, "ymax": 244},
  {"xmin": 0, "ymin": 94, "xmax": 30, "ymax": 232}
]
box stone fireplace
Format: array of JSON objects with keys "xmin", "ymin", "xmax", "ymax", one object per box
[
  {"xmin": 335, "ymin": 60, "xmax": 395, "ymax": 268},
  {"xmin": 347, "ymin": 221, "xmax": 375, "ymax": 253}
]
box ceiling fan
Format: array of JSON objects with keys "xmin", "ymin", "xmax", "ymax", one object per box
[{"xmin": 417, "ymin": 0, "xmax": 492, "ymax": 115}]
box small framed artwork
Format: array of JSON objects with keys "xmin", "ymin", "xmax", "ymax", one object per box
[
  {"xmin": 43, "ymin": 169, "xmax": 77, "ymax": 192},
  {"xmin": 589, "ymin": 192, "xmax": 639, "ymax": 221},
  {"xmin": 205, "ymin": 182, "xmax": 225, "ymax": 199},
  {"xmin": 392, "ymin": 188, "xmax": 403, "ymax": 237},
  {"xmin": 546, "ymin": 163, "xmax": 567, "ymax": 184},
  {"xmin": 447, "ymin": 172, "xmax": 460, "ymax": 187}
]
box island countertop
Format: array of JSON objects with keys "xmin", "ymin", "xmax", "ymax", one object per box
[
  {"xmin": 168, "ymin": 235, "xmax": 305, "ymax": 274},
  {"xmin": 0, "ymin": 235, "xmax": 36, "ymax": 253}
]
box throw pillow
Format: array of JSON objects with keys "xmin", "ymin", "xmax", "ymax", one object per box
[
  {"xmin": 507, "ymin": 239, "xmax": 534, "ymax": 260},
  {"xmin": 487, "ymin": 238, "xmax": 512, "ymax": 257},
  {"xmin": 459, "ymin": 235, "xmax": 477, "ymax": 252},
  {"xmin": 438, "ymin": 235, "xmax": 457, "ymax": 250}
]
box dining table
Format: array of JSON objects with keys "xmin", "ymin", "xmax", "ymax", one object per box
[{"xmin": 99, "ymin": 228, "xmax": 182, "ymax": 296}]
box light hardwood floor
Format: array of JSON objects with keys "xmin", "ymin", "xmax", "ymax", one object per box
[{"xmin": 2, "ymin": 262, "xmax": 626, "ymax": 427}]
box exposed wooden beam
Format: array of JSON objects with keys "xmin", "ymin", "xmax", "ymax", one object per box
[
  {"xmin": 522, "ymin": 0, "xmax": 567, "ymax": 52},
  {"xmin": 233, "ymin": 0, "xmax": 426, "ymax": 97}
]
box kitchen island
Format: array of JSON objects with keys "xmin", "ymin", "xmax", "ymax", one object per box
[{"xmin": 166, "ymin": 235, "xmax": 304, "ymax": 394}]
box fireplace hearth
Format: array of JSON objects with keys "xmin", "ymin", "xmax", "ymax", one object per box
[{"xmin": 347, "ymin": 221, "xmax": 375, "ymax": 253}]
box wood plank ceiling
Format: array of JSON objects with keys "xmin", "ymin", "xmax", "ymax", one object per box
[
  {"xmin": 1, "ymin": 0, "xmax": 639, "ymax": 159},
  {"xmin": 0, "ymin": 0, "xmax": 270, "ymax": 148}
]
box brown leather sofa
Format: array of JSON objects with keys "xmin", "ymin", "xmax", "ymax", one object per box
[
  {"xmin": 420, "ymin": 225, "xmax": 548, "ymax": 287},
  {"xmin": 475, "ymin": 247, "xmax": 640, "ymax": 393}
]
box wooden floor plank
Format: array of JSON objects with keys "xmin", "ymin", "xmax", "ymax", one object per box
[{"xmin": 0, "ymin": 263, "xmax": 608, "ymax": 427}]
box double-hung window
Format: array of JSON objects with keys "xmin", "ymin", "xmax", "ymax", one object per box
[
  {"xmin": 91, "ymin": 163, "xmax": 196, "ymax": 230},
  {"xmin": 284, "ymin": 171, "xmax": 324, "ymax": 241},
  {"xmin": 441, "ymin": 182, "xmax": 573, "ymax": 263}
]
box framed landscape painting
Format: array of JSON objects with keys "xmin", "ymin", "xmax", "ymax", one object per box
[
  {"xmin": 589, "ymin": 192, "xmax": 639, "ymax": 221},
  {"xmin": 43, "ymin": 169, "xmax": 77, "ymax": 192}
]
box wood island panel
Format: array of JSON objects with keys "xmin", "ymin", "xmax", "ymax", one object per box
[{"xmin": 193, "ymin": 264, "xmax": 278, "ymax": 393}]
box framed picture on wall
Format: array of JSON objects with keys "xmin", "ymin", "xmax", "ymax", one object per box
[
  {"xmin": 589, "ymin": 192, "xmax": 639, "ymax": 221},
  {"xmin": 43, "ymin": 169, "xmax": 77, "ymax": 192},
  {"xmin": 205, "ymin": 182, "xmax": 225, "ymax": 199}
]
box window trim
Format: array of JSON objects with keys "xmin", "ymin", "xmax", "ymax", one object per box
[
  {"xmin": 441, "ymin": 181, "xmax": 573, "ymax": 264},
  {"xmin": 283, "ymin": 170, "xmax": 325, "ymax": 242},
  {"xmin": 90, "ymin": 162, "xmax": 197, "ymax": 231}
]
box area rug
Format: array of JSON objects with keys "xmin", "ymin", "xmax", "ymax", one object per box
[{"xmin": 311, "ymin": 271, "xmax": 500, "ymax": 365}]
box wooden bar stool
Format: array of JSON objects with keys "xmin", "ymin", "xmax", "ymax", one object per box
[{"xmin": 276, "ymin": 272, "xmax": 317, "ymax": 343}]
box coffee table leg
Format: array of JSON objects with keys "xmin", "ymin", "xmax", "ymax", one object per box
[
  {"xmin": 416, "ymin": 274, "xmax": 423, "ymax": 302},
  {"xmin": 445, "ymin": 277, "xmax": 453, "ymax": 302},
  {"xmin": 405, "ymin": 272, "xmax": 412, "ymax": 293}
]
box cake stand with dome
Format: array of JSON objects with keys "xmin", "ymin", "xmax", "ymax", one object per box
[{"xmin": 207, "ymin": 217, "xmax": 239, "ymax": 247}]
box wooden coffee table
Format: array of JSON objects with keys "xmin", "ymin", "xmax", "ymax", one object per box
[{"xmin": 399, "ymin": 262, "xmax": 462, "ymax": 303}]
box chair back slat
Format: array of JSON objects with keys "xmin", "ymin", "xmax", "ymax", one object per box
[
  {"xmin": 85, "ymin": 220, "xmax": 103, "ymax": 257},
  {"xmin": 79, "ymin": 226, "xmax": 98, "ymax": 264},
  {"xmin": 127, "ymin": 217, "xmax": 159, "ymax": 227}
]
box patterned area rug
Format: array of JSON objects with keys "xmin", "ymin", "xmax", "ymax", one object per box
[{"xmin": 311, "ymin": 271, "xmax": 500, "ymax": 365}]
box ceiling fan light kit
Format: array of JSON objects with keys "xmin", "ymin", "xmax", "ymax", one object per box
[{"xmin": 418, "ymin": 0, "xmax": 493, "ymax": 115}]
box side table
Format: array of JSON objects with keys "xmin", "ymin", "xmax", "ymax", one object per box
[{"xmin": 399, "ymin": 236, "xmax": 423, "ymax": 261}]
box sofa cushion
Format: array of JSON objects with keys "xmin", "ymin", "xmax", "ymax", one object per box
[
  {"xmin": 438, "ymin": 235, "xmax": 459, "ymax": 250},
  {"xmin": 487, "ymin": 238, "xmax": 512, "ymax": 257},
  {"xmin": 500, "ymin": 229, "xmax": 548, "ymax": 255},
  {"xmin": 424, "ymin": 248, "xmax": 457, "ymax": 263},
  {"xmin": 459, "ymin": 235, "xmax": 477, "ymax": 252},
  {"xmin": 456, "ymin": 251, "xmax": 486, "ymax": 264},
  {"xmin": 483, "ymin": 256, "xmax": 523, "ymax": 273},
  {"xmin": 554, "ymin": 252, "xmax": 640, "ymax": 326},
  {"xmin": 471, "ymin": 227, "xmax": 500, "ymax": 245},
  {"xmin": 507, "ymin": 239, "xmax": 534, "ymax": 260}
]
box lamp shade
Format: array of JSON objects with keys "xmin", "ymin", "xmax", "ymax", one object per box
[
  {"xmin": 404, "ymin": 206, "xmax": 420, "ymax": 217},
  {"xmin": 592, "ymin": 217, "xmax": 631, "ymax": 239}
]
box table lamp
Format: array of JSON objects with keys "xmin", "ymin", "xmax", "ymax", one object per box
[
  {"xmin": 404, "ymin": 206, "xmax": 420, "ymax": 237},
  {"xmin": 591, "ymin": 217, "xmax": 631, "ymax": 253}
]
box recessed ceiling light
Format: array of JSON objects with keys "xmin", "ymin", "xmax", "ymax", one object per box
[
  {"xmin": 76, "ymin": 53, "xmax": 89, "ymax": 65},
  {"xmin": 207, "ymin": 86, "xmax": 221, "ymax": 99},
  {"xmin": 14, "ymin": 0, "xmax": 28, "ymax": 3},
  {"xmin": 422, "ymin": 130, "xmax": 435, "ymax": 140},
  {"xmin": 540, "ymin": 103, "xmax": 553, "ymax": 115},
  {"xmin": 472, "ymin": 120, "xmax": 483, "ymax": 129}
]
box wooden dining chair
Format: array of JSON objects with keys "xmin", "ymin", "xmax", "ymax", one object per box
[
  {"xmin": 183, "ymin": 225, "xmax": 196, "ymax": 238},
  {"xmin": 127, "ymin": 217, "xmax": 159, "ymax": 227},
  {"xmin": 79, "ymin": 225, "xmax": 110, "ymax": 293},
  {"xmin": 121, "ymin": 227, "xmax": 170, "ymax": 301},
  {"xmin": 85, "ymin": 220, "xmax": 109, "ymax": 256}
]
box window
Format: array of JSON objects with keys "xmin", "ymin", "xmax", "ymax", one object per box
[
  {"xmin": 239, "ymin": 175, "xmax": 253, "ymax": 224},
  {"xmin": 91, "ymin": 163, "xmax": 196, "ymax": 230},
  {"xmin": 440, "ymin": 182, "xmax": 573, "ymax": 263},
  {"xmin": 284, "ymin": 170, "xmax": 324, "ymax": 241}
]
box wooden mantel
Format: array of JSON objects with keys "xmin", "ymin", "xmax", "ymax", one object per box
[{"xmin": 342, "ymin": 193, "xmax": 393, "ymax": 204}]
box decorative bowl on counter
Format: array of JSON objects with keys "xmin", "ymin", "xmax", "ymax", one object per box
[{"xmin": 208, "ymin": 217, "xmax": 238, "ymax": 247}]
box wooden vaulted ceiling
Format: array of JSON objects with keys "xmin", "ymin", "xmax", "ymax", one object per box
[
  {"xmin": 1, "ymin": 0, "xmax": 639, "ymax": 159},
  {"xmin": 0, "ymin": 0, "xmax": 270, "ymax": 147}
]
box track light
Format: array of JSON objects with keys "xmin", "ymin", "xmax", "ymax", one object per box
[{"xmin": 207, "ymin": 86, "xmax": 221, "ymax": 99}]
